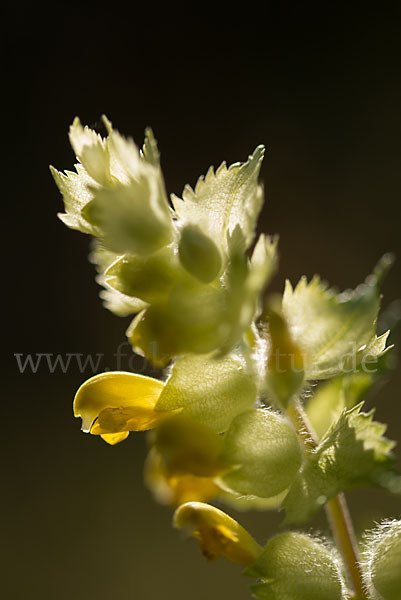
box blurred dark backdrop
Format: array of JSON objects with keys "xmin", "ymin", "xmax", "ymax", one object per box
[{"xmin": 4, "ymin": 4, "xmax": 401, "ymax": 599}]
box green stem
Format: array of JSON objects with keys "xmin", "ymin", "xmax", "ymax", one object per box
[
  {"xmin": 326, "ymin": 494, "xmax": 366, "ymax": 599},
  {"xmin": 287, "ymin": 400, "xmax": 367, "ymax": 599}
]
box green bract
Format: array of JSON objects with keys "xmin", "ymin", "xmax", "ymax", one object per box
[
  {"xmin": 127, "ymin": 284, "xmax": 227, "ymax": 365},
  {"xmin": 246, "ymin": 532, "xmax": 345, "ymax": 600},
  {"xmin": 218, "ymin": 409, "xmax": 303, "ymax": 498}
]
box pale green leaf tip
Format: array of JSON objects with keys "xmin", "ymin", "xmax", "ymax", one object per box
[
  {"xmin": 144, "ymin": 126, "xmax": 155, "ymax": 139},
  {"xmin": 49, "ymin": 164, "xmax": 58, "ymax": 179},
  {"xmin": 101, "ymin": 114, "xmax": 113, "ymax": 134},
  {"xmin": 70, "ymin": 116, "xmax": 81, "ymax": 132},
  {"xmin": 369, "ymin": 252, "xmax": 395, "ymax": 287}
]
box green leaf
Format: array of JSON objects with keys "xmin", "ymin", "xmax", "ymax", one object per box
[
  {"xmin": 89, "ymin": 241, "xmax": 121, "ymax": 273},
  {"xmin": 282, "ymin": 257, "xmax": 393, "ymax": 380},
  {"xmin": 69, "ymin": 116, "xmax": 111, "ymax": 185},
  {"xmin": 88, "ymin": 242, "xmax": 148, "ymax": 316},
  {"xmin": 127, "ymin": 281, "xmax": 228, "ymax": 365},
  {"xmin": 141, "ymin": 127, "xmax": 160, "ymax": 168},
  {"xmin": 218, "ymin": 409, "xmax": 303, "ymax": 498},
  {"xmin": 363, "ymin": 520, "xmax": 401, "ymax": 600},
  {"xmin": 83, "ymin": 173, "xmax": 174, "ymax": 255},
  {"xmin": 246, "ymin": 532, "xmax": 345, "ymax": 600},
  {"xmin": 50, "ymin": 164, "xmax": 97, "ymax": 234},
  {"xmin": 283, "ymin": 403, "xmax": 397, "ymax": 524},
  {"xmin": 306, "ymin": 370, "xmax": 377, "ymax": 440},
  {"xmin": 171, "ymin": 145, "xmax": 265, "ymax": 251},
  {"xmin": 98, "ymin": 284, "xmax": 148, "ymax": 317},
  {"xmin": 54, "ymin": 118, "xmax": 174, "ymax": 256},
  {"xmin": 155, "ymin": 349, "xmax": 257, "ymax": 433}
]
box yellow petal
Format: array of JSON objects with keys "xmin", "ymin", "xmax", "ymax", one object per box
[
  {"xmin": 173, "ymin": 502, "xmax": 262, "ymax": 566},
  {"xmin": 168, "ymin": 476, "xmax": 221, "ymax": 507},
  {"xmin": 91, "ymin": 405, "xmax": 172, "ymax": 434},
  {"xmin": 73, "ymin": 371, "xmax": 164, "ymax": 433},
  {"xmin": 144, "ymin": 448, "xmax": 220, "ymax": 506},
  {"xmin": 100, "ymin": 431, "xmax": 130, "ymax": 445}
]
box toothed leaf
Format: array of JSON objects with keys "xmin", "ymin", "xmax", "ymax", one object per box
[
  {"xmin": 306, "ymin": 368, "xmax": 381, "ymax": 440},
  {"xmin": 50, "ymin": 164, "xmax": 98, "ymax": 234},
  {"xmin": 282, "ymin": 257, "xmax": 393, "ymax": 380},
  {"xmin": 283, "ymin": 403, "xmax": 398, "ymax": 524},
  {"xmin": 141, "ymin": 127, "xmax": 160, "ymax": 167},
  {"xmin": 83, "ymin": 174, "xmax": 174, "ymax": 255},
  {"xmin": 172, "ymin": 146, "xmax": 265, "ymax": 250},
  {"xmin": 69, "ymin": 116, "xmax": 111, "ymax": 185}
]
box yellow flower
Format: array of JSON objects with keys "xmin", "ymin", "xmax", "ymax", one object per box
[
  {"xmin": 144, "ymin": 448, "xmax": 221, "ymax": 506},
  {"xmin": 152, "ymin": 414, "xmax": 228, "ymax": 477},
  {"xmin": 173, "ymin": 502, "xmax": 262, "ymax": 566},
  {"xmin": 73, "ymin": 371, "xmax": 171, "ymax": 445},
  {"xmin": 144, "ymin": 416, "xmax": 230, "ymax": 506}
]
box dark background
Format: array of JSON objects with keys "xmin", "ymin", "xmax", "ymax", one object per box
[{"xmin": 5, "ymin": 4, "xmax": 401, "ymax": 599}]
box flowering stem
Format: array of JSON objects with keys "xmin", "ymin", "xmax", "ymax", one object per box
[{"xmin": 286, "ymin": 400, "xmax": 367, "ymax": 599}]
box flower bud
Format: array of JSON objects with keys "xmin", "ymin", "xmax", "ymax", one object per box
[
  {"xmin": 178, "ymin": 224, "xmax": 222, "ymax": 283},
  {"xmin": 144, "ymin": 448, "xmax": 220, "ymax": 506},
  {"xmin": 365, "ymin": 520, "xmax": 401, "ymax": 600},
  {"xmin": 266, "ymin": 301, "xmax": 304, "ymax": 407},
  {"xmin": 174, "ymin": 502, "xmax": 262, "ymax": 565}
]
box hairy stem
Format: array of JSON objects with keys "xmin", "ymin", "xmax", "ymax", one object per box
[
  {"xmin": 326, "ymin": 494, "xmax": 366, "ymax": 599},
  {"xmin": 287, "ymin": 400, "xmax": 367, "ymax": 599}
]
